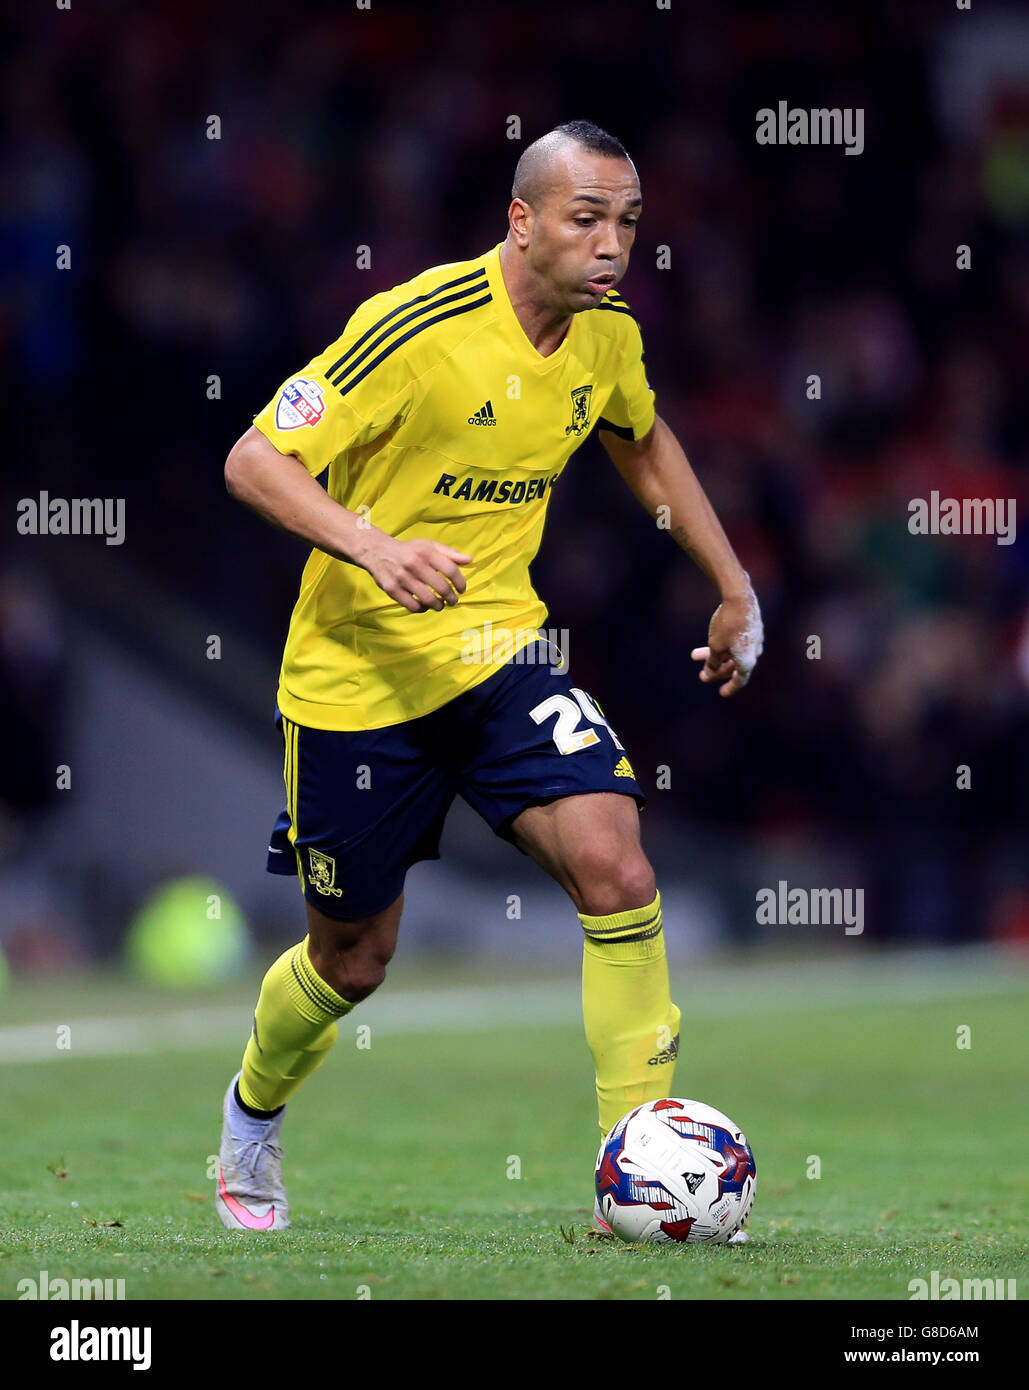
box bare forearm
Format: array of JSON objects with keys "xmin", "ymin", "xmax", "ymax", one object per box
[
  {"xmin": 224, "ymin": 426, "xmax": 375, "ymax": 565},
  {"xmin": 224, "ymin": 425, "xmax": 472, "ymax": 613},
  {"xmin": 606, "ymin": 412, "xmax": 763, "ymax": 692},
  {"xmin": 607, "ymin": 415, "xmax": 749, "ymax": 598}
]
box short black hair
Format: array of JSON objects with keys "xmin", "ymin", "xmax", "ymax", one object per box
[
  {"xmin": 549, "ymin": 120, "xmax": 629, "ymax": 161},
  {"xmin": 511, "ymin": 121, "xmax": 632, "ymax": 204}
]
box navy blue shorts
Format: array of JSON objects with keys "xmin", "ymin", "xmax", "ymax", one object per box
[{"xmin": 266, "ymin": 640, "xmax": 645, "ymax": 920}]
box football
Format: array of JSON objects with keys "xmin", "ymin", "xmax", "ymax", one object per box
[{"xmin": 595, "ymin": 1097, "xmax": 757, "ymax": 1244}]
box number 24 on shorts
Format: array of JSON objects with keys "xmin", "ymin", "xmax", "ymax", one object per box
[{"xmin": 530, "ymin": 688, "xmax": 625, "ymax": 755}]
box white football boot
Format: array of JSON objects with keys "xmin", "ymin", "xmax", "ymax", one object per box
[{"xmin": 215, "ymin": 1072, "xmax": 290, "ymax": 1231}]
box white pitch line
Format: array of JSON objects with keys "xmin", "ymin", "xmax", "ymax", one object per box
[{"xmin": 0, "ymin": 947, "xmax": 1025, "ymax": 1065}]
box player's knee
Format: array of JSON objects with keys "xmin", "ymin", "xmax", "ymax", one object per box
[
  {"xmin": 307, "ymin": 930, "xmax": 392, "ymax": 1005},
  {"xmin": 340, "ymin": 960, "xmax": 388, "ymax": 1004},
  {"xmin": 318, "ymin": 951, "xmax": 388, "ymax": 1005},
  {"xmin": 574, "ymin": 846, "xmax": 656, "ymax": 917},
  {"xmin": 306, "ymin": 896, "xmax": 400, "ymax": 1003}
]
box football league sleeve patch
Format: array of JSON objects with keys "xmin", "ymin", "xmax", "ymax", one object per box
[{"xmin": 252, "ymin": 316, "xmax": 414, "ymax": 477}]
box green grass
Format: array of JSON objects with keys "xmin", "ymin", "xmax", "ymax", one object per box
[{"xmin": 1, "ymin": 958, "xmax": 1027, "ymax": 1300}]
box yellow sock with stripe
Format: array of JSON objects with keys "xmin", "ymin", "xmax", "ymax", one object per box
[
  {"xmin": 238, "ymin": 937, "xmax": 353, "ymax": 1112},
  {"xmin": 579, "ymin": 890, "xmax": 682, "ymax": 1136}
]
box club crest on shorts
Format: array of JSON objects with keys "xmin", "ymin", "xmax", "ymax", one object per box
[
  {"xmin": 308, "ymin": 848, "xmax": 343, "ymax": 897},
  {"xmin": 564, "ymin": 384, "xmax": 594, "ymax": 436},
  {"xmin": 276, "ymin": 377, "xmax": 326, "ymax": 430}
]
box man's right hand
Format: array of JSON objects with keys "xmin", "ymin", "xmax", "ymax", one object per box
[{"xmin": 357, "ymin": 535, "xmax": 472, "ymax": 613}]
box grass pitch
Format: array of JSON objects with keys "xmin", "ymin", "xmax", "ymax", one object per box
[{"xmin": 1, "ymin": 950, "xmax": 1027, "ymax": 1300}]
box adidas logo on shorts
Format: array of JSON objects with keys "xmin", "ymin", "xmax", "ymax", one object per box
[
  {"xmin": 647, "ymin": 1033, "xmax": 679, "ymax": 1066},
  {"xmin": 467, "ymin": 400, "xmax": 497, "ymax": 426},
  {"xmin": 613, "ymin": 755, "xmax": 636, "ymax": 778}
]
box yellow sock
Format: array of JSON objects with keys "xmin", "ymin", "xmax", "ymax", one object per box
[
  {"xmin": 238, "ymin": 937, "xmax": 353, "ymax": 1112},
  {"xmin": 580, "ymin": 890, "xmax": 682, "ymax": 1136}
]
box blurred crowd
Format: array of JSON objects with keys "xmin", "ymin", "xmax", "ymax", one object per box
[{"xmin": 2, "ymin": 0, "xmax": 1027, "ymax": 945}]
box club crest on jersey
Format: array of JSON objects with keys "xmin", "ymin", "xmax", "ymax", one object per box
[
  {"xmin": 276, "ymin": 377, "xmax": 326, "ymax": 430},
  {"xmin": 564, "ymin": 384, "xmax": 594, "ymax": 436},
  {"xmin": 308, "ymin": 848, "xmax": 342, "ymax": 897}
]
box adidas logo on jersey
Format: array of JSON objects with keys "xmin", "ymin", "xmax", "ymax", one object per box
[
  {"xmin": 467, "ymin": 400, "xmax": 497, "ymax": 426},
  {"xmin": 613, "ymin": 755, "xmax": 636, "ymax": 779}
]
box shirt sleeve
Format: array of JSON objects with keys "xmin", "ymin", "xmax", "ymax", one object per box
[
  {"xmin": 597, "ymin": 316, "xmax": 655, "ymax": 442},
  {"xmin": 252, "ymin": 307, "xmax": 414, "ymax": 476}
]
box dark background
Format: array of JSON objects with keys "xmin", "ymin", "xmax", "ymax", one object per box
[{"xmin": 2, "ymin": 0, "xmax": 1028, "ymax": 963}]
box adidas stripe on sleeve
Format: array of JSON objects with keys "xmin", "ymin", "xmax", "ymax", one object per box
[
  {"xmin": 252, "ymin": 267, "xmax": 493, "ymax": 476},
  {"xmin": 595, "ymin": 292, "xmax": 655, "ymax": 443}
]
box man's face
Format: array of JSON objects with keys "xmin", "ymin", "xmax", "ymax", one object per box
[{"xmin": 521, "ymin": 148, "xmax": 642, "ymax": 313}]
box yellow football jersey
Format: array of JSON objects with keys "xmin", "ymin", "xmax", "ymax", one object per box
[{"xmin": 252, "ymin": 241, "xmax": 655, "ymax": 730}]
